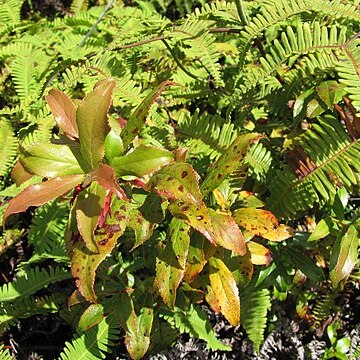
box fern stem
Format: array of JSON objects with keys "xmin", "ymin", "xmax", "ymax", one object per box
[
  {"xmin": 234, "ymin": 0, "xmax": 248, "ymax": 25},
  {"xmin": 78, "ymin": 0, "xmax": 115, "ymax": 48}
]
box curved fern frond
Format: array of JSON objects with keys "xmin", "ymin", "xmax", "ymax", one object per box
[
  {"xmin": 241, "ymin": 287, "xmax": 271, "ymax": 353},
  {"xmin": 245, "ymin": 141, "xmax": 273, "ymax": 183},
  {"xmin": 0, "ymin": 0, "xmax": 23, "ymax": 26},
  {"xmin": 268, "ymin": 116, "xmax": 360, "ymax": 218},
  {"xmin": 0, "ymin": 120, "xmax": 18, "ymax": 179},
  {"xmin": 60, "ymin": 315, "xmax": 120, "ymax": 360},
  {"xmin": 70, "ymin": 0, "xmax": 89, "ymax": 13},
  {"xmin": 0, "ymin": 267, "xmax": 71, "ymax": 302}
]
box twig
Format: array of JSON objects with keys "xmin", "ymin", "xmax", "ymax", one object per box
[{"xmin": 78, "ymin": 0, "xmax": 115, "ymax": 48}]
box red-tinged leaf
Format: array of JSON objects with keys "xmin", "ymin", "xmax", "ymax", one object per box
[
  {"xmin": 233, "ymin": 208, "xmax": 279, "ymax": 238},
  {"xmin": 11, "ymin": 160, "xmax": 33, "ymax": 186},
  {"xmin": 78, "ymin": 303, "xmax": 105, "ymax": 331},
  {"xmin": 121, "ymin": 81, "xmax": 176, "ymax": 148},
  {"xmin": 76, "ymin": 182, "xmax": 107, "ymax": 252},
  {"xmin": 183, "ymin": 234, "xmax": 209, "ymax": 283},
  {"xmin": 68, "ymin": 289, "xmax": 85, "ymax": 308},
  {"xmin": 129, "ymin": 209, "xmax": 154, "ymax": 250},
  {"xmin": 148, "ymin": 162, "xmax": 214, "ymax": 243},
  {"xmin": 116, "ymin": 292, "xmax": 153, "ymax": 360},
  {"xmin": 208, "ymin": 255, "xmax": 240, "ymax": 326},
  {"xmin": 330, "ymin": 225, "xmax": 358, "ymax": 287},
  {"xmin": 201, "ymin": 133, "xmax": 263, "ymax": 195},
  {"xmin": 247, "ymin": 241, "xmax": 272, "ymax": 266},
  {"xmin": 111, "ymin": 145, "xmax": 174, "ymax": 178},
  {"xmin": 69, "ymin": 197, "xmax": 130, "ymax": 302},
  {"xmin": 209, "ymin": 209, "xmax": 246, "ymax": 255},
  {"xmin": 46, "ymin": 88, "xmax": 78, "ymax": 139},
  {"xmin": 76, "ymin": 79, "xmax": 115, "ymax": 170},
  {"xmin": 20, "ymin": 143, "xmax": 85, "ymax": 177},
  {"xmin": 89, "ymin": 164, "xmax": 127, "ymax": 199},
  {"xmin": 156, "ymin": 218, "xmax": 190, "ymax": 307},
  {"xmin": 3, "ymin": 174, "xmax": 84, "ymax": 227}
]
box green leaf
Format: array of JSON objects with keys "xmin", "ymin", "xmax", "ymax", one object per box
[
  {"xmin": 121, "ymin": 81, "xmax": 175, "ymax": 149},
  {"xmin": 208, "ymin": 255, "xmax": 240, "ymax": 326},
  {"xmin": 330, "ymin": 225, "xmax": 358, "ymax": 287},
  {"xmin": 209, "ymin": 209, "xmax": 246, "ymax": 255},
  {"xmin": 116, "ymin": 293, "xmax": 153, "ymax": 360},
  {"xmin": 46, "ymin": 89, "xmax": 78, "ymax": 139},
  {"xmin": 70, "ymin": 197, "xmax": 130, "ymax": 302},
  {"xmin": 156, "ymin": 218, "xmax": 190, "ymax": 307},
  {"xmin": 3, "ymin": 174, "xmax": 85, "ymax": 227},
  {"xmin": 76, "ymin": 182, "xmax": 107, "ymax": 253},
  {"xmin": 201, "ymin": 133, "xmax": 262, "ymax": 195},
  {"xmin": 78, "ymin": 304, "xmax": 105, "ymax": 331},
  {"xmin": 149, "ymin": 162, "xmax": 215, "ymax": 243},
  {"xmin": 20, "ymin": 143, "xmax": 85, "ymax": 177},
  {"xmin": 308, "ymin": 217, "xmax": 334, "ymax": 241},
  {"xmin": 138, "ymin": 192, "xmax": 166, "ymax": 223},
  {"xmin": 76, "ymin": 80, "xmax": 115, "ymax": 171},
  {"xmin": 316, "ymin": 81, "xmax": 346, "ymax": 109},
  {"xmin": 105, "ymin": 130, "xmax": 124, "ymax": 163},
  {"xmin": 111, "ymin": 145, "xmax": 174, "ymax": 178}
]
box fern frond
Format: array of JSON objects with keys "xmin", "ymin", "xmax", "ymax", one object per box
[
  {"xmin": 268, "ymin": 116, "xmax": 360, "ymax": 218},
  {"xmin": 311, "ymin": 292, "xmax": 338, "ymax": 330},
  {"xmin": 241, "ymin": 288, "xmax": 271, "ymax": 353},
  {"xmin": 0, "ymin": 42, "xmax": 33, "ymax": 60},
  {"xmin": 0, "ymin": 293, "xmax": 64, "ymax": 333},
  {"xmin": 337, "ymin": 39, "xmax": 360, "ymax": 116},
  {"xmin": 0, "ymin": 344, "xmax": 12, "ymax": 359},
  {"xmin": 0, "ymin": 120, "xmax": 18, "ymax": 178},
  {"xmin": 161, "ymin": 304, "xmax": 231, "ymax": 351},
  {"xmin": 60, "ymin": 315, "xmax": 120, "ymax": 360},
  {"xmin": 11, "ymin": 53, "xmax": 38, "ymax": 103},
  {"xmin": 0, "ymin": 267, "xmax": 71, "ymax": 302},
  {"xmin": 70, "ymin": 0, "xmax": 89, "ymax": 13},
  {"xmin": 27, "ymin": 200, "xmax": 68, "ymax": 262},
  {"xmin": 177, "ymin": 110, "xmax": 240, "ymax": 160},
  {"xmin": 245, "ymin": 141, "xmax": 273, "ymax": 183},
  {"xmin": 0, "ymin": 0, "xmax": 23, "ymax": 26}
]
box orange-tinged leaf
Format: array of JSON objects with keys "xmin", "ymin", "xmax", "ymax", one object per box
[
  {"xmin": 247, "ymin": 241, "xmax": 272, "ymax": 266},
  {"xmin": 89, "ymin": 164, "xmax": 126, "ymax": 199},
  {"xmin": 227, "ymin": 252, "xmax": 253, "ymax": 288},
  {"xmin": 201, "ymin": 133, "xmax": 263, "ymax": 195},
  {"xmin": 11, "ymin": 160, "xmax": 33, "ymax": 186},
  {"xmin": 208, "ymin": 256, "xmax": 240, "ymax": 326},
  {"xmin": 205, "ymin": 285, "xmax": 221, "ymax": 314},
  {"xmin": 76, "ymin": 80, "xmax": 115, "ymax": 170},
  {"xmin": 3, "ymin": 174, "xmax": 84, "ymax": 227},
  {"xmin": 330, "ymin": 225, "xmax": 358, "ymax": 287},
  {"xmin": 70, "ymin": 197, "xmax": 130, "ymax": 302},
  {"xmin": 156, "ymin": 218, "xmax": 190, "ymax": 307},
  {"xmin": 121, "ymin": 81, "xmax": 176, "ymax": 148},
  {"xmin": 46, "ymin": 89, "xmax": 78, "ymax": 139},
  {"xmin": 209, "ymin": 209, "xmax": 246, "ymax": 255},
  {"xmin": 76, "ymin": 182, "xmax": 107, "ymax": 252}
]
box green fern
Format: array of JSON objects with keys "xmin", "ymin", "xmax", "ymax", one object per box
[
  {"xmin": 26, "ymin": 200, "xmax": 69, "ymax": 263},
  {"xmin": 0, "ymin": 267, "xmax": 71, "ymax": 302},
  {"xmin": 0, "ymin": 0, "xmax": 23, "ymax": 26},
  {"xmin": 268, "ymin": 115, "xmax": 360, "ymax": 218},
  {"xmin": 0, "ymin": 120, "xmax": 18, "ymax": 180},
  {"xmin": 241, "ymin": 288, "xmax": 271, "ymax": 353},
  {"xmin": 161, "ymin": 304, "xmax": 231, "ymax": 351},
  {"xmin": 0, "ymin": 344, "xmax": 12, "ymax": 360},
  {"xmin": 70, "ymin": 0, "xmax": 89, "ymax": 13},
  {"xmin": 60, "ymin": 315, "xmax": 120, "ymax": 360},
  {"xmin": 245, "ymin": 141, "xmax": 273, "ymax": 183}
]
